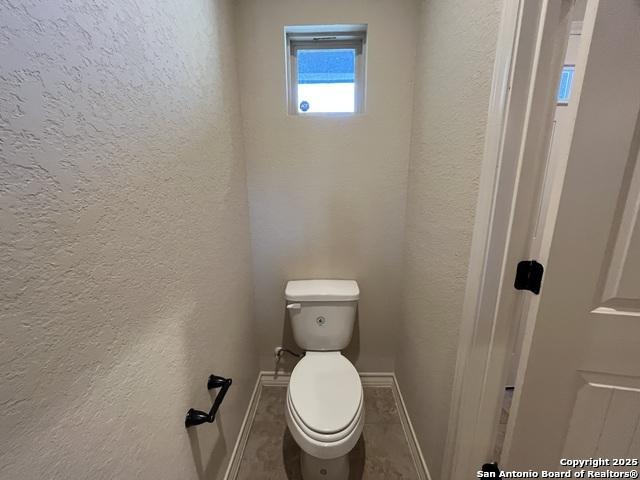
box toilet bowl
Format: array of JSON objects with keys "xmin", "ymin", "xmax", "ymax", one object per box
[{"xmin": 285, "ymin": 352, "xmax": 364, "ymax": 460}]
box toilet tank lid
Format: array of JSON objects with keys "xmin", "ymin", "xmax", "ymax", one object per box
[{"xmin": 285, "ymin": 280, "xmax": 359, "ymax": 301}]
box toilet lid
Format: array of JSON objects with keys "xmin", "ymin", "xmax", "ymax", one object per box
[{"xmin": 289, "ymin": 352, "xmax": 362, "ymax": 434}]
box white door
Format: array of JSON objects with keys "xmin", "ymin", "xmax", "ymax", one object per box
[
  {"xmin": 504, "ymin": 0, "xmax": 640, "ymax": 472},
  {"xmin": 507, "ymin": 20, "xmax": 583, "ymax": 388}
]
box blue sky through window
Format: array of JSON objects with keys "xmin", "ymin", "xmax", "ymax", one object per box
[{"xmin": 297, "ymin": 49, "xmax": 355, "ymax": 84}]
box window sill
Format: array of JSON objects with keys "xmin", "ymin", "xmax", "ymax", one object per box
[{"xmin": 287, "ymin": 111, "xmax": 366, "ymax": 117}]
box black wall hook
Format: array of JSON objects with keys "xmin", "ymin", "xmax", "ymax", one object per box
[{"xmin": 185, "ymin": 374, "xmax": 232, "ymax": 428}]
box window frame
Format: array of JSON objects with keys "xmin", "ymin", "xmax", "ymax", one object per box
[{"xmin": 285, "ymin": 26, "xmax": 367, "ymax": 115}]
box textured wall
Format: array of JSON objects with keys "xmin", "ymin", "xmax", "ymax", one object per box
[
  {"xmin": 0, "ymin": 1, "xmax": 257, "ymax": 479},
  {"xmin": 235, "ymin": 0, "xmax": 419, "ymax": 372},
  {"xmin": 395, "ymin": 0, "xmax": 502, "ymax": 477}
]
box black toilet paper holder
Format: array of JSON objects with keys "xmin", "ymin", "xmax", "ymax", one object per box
[{"xmin": 185, "ymin": 374, "xmax": 232, "ymax": 428}]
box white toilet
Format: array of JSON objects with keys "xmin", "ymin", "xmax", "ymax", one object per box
[{"xmin": 284, "ymin": 279, "xmax": 363, "ymax": 480}]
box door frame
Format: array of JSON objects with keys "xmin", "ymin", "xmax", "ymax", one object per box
[{"xmin": 441, "ymin": 0, "xmax": 579, "ymax": 478}]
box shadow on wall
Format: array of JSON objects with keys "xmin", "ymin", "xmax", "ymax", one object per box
[
  {"xmin": 187, "ymin": 392, "xmax": 229, "ymax": 480},
  {"xmin": 274, "ymin": 308, "xmax": 361, "ymax": 374},
  {"xmin": 268, "ymin": 192, "xmax": 364, "ymax": 373},
  {"xmin": 278, "ymin": 309, "xmax": 300, "ymax": 373}
]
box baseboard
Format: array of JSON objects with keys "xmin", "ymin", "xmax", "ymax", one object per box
[
  {"xmin": 223, "ymin": 371, "xmax": 431, "ymax": 480},
  {"xmin": 222, "ymin": 374, "xmax": 262, "ymax": 480},
  {"xmin": 390, "ymin": 373, "xmax": 432, "ymax": 480},
  {"xmin": 259, "ymin": 370, "xmax": 290, "ymax": 386}
]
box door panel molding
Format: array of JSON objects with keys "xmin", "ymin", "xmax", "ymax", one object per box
[
  {"xmin": 600, "ymin": 121, "xmax": 640, "ymax": 312},
  {"xmin": 563, "ymin": 371, "xmax": 640, "ymax": 459}
]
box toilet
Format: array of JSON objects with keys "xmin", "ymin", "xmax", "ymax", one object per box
[{"xmin": 284, "ymin": 279, "xmax": 363, "ymax": 480}]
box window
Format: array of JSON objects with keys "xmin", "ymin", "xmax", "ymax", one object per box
[
  {"xmin": 285, "ymin": 25, "xmax": 367, "ymax": 114},
  {"xmin": 557, "ymin": 65, "xmax": 575, "ymax": 104}
]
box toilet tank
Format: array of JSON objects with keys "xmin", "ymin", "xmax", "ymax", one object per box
[{"xmin": 285, "ymin": 280, "xmax": 359, "ymax": 351}]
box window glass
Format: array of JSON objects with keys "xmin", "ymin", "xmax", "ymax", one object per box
[
  {"xmin": 557, "ymin": 65, "xmax": 575, "ymax": 104},
  {"xmin": 297, "ymin": 49, "xmax": 356, "ymax": 113}
]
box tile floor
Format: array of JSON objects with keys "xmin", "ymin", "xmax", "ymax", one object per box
[{"xmin": 235, "ymin": 386, "xmax": 420, "ymax": 480}]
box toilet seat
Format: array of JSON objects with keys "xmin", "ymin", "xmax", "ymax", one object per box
[
  {"xmin": 285, "ymin": 351, "xmax": 364, "ymax": 459},
  {"xmin": 288, "ymin": 351, "xmax": 362, "ymax": 432},
  {"xmin": 287, "ymin": 388, "xmax": 363, "ymax": 443}
]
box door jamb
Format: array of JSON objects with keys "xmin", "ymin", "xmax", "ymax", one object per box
[{"xmin": 441, "ymin": 1, "xmax": 576, "ymax": 478}]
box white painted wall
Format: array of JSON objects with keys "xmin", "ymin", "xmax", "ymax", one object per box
[
  {"xmin": 1, "ymin": 0, "xmax": 511, "ymax": 476},
  {"xmin": 395, "ymin": 0, "xmax": 503, "ymax": 477},
  {"xmin": 235, "ymin": 0, "xmax": 419, "ymax": 372},
  {"xmin": 0, "ymin": 1, "xmax": 257, "ymax": 479}
]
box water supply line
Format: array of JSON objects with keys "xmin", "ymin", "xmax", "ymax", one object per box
[{"xmin": 274, "ymin": 346, "xmax": 303, "ymax": 360}]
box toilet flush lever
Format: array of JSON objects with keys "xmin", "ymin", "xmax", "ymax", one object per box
[{"xmin": 287, "ymin": 303, "xmax": 301, "ymax": 310}]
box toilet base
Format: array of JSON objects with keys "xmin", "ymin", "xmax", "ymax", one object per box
[{"xmin": 300, "ymin": 450, "xmax": 349, "ymax": 480}]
